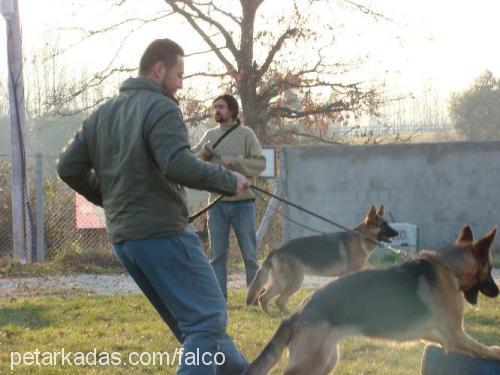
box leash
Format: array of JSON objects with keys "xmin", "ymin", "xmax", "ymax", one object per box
[
  {"xmin": 249, "ymin": 184, "xmax": 413, "ymax": 259},
  {"xmin": 188, "ymin": 196, "xmax": 224, "ymax": 223},
  {"xmin": 211, "ymin": 122, "xmax": 239, "ymax": 149},
  {"xmin": 252, "ymin": 187, "xmax": 329, "ymax": 235},
  {"xmin": 188, "ymin": 122, "xmax": 240, "ymax": 223}
]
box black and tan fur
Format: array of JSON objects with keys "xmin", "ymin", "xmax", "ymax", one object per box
[
  {"xmin": 244, "ymin": 225, "xmax": 500, "ymax": 375},
  {"xmin": 246, "ymin": 205, "xmax": 398, "ymax": 313}
]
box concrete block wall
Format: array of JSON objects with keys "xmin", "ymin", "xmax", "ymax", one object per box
[{"xmin": 281, "ymin": 141, "xmax": 500, "ymax": 250}]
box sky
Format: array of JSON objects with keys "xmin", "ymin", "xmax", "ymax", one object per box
[{"xmin": 1, "ymin": 0, "xmax": 500, "ymax": 115}]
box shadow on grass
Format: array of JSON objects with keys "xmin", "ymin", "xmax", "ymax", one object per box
[{"xmin": 0, "ymin": 304, "xmax": 52, "ymax": 329}]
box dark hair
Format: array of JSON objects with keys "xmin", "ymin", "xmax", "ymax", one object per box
[
  {"xmin": 213, "ymin": 94, "xmax": 240, "ymax": 123},
  {"xmin": 139, "ymin": 39, "xmax": 184, "ymax": 76}
]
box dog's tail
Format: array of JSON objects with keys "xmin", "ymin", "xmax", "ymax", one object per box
[
  {"xmin": 243, "ymin": 313, "xmax": 297, "ymax": 375},
  {"xmin": 246, "ymin": 250, "xmax": 276, "ymax": 306}
]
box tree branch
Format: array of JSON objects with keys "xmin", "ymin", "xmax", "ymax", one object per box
[
  {"xmin": 184, "ymin": 72, "xmax": 230, "ymax": 79},
  {"xmin": 185, "ymin": 46, "xmax": 227, "ymax": 57},
  {"xmin": 269, "ymin": 101, "xmax": 348, "ymax": 119},
  {"xmin": 259, "ymin": 61, "xmax": 322, "ymax": 104},
  {"xmin": 185, "ymin": 113, "xmax": 211, "ymax": 124},
  {"xmin": 181, "ymin": 1, "xmax": 239, "ymax": 58},
  {"xmin": 163, "ymin": 0, "xmax": 238, "ymax": 75},
  {"xmin": 256, "ymin": 28, "xmax": 299, "ymax": 81},
  {"xmin": 208, "ymin": 2, "xmax": 242, "ymax": 26},
  {"xmin": 52, "ymin": 12, "xmax": 174, "ymax": 61},
  {"xmin": 52, "ymin": 65, "xmax": 135, "ymax": 111},
  {"xmin": 340, "ymin": 0, "xmax": 395, "ymax": 23},
  {"xmin": 56, "ymin": 96, "xmax": 112, "ymax": 116}
]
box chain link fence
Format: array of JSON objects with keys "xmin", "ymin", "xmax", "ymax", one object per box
[
  {"xmin": 0, "ymin": 154, "xmax": 13, "ymax": 259},
  {"xmin": 0, "ymin": 119, "xmax": 284, "ymax": 272},
  {"xmin": 0, "ymin": 153, "xmax": 122, "ymax": 271}
]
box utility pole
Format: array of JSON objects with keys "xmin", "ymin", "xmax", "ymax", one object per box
[{"xmin": 1, "ymin": 0, "xmax": 35, "ymax": 263}]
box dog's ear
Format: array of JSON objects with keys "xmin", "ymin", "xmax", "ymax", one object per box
[
  {"xmin": 377, "ymin": 205, "xmax": 384, "ymax": 216},
  {"xmin": 456, "ymin": 225, "xmax": 474, "ymax": 245},
  {"xmin": 471, "ymin": 227, "xmax": 496, "ymax": 260},
  {"xmin": 365, "ymin": 205, "xmax": 377, "ymax": 225}
]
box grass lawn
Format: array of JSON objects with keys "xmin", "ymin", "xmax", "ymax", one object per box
[{"xmin": 0, "ymin": 289, "xmax": 499, "ymax": 374}]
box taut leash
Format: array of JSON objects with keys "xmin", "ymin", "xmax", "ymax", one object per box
[
  {"xmin": 249, "ymin": 184, "xmax": 412, "ymax": 258},
  {"xmin": 188, "ymin": 122, "xmax": 240, "ymax": 223}
]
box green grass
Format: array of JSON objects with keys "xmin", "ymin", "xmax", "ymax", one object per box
[
  {"xmin": 0, "ymin": 249, "xmax": 124, "ymax": 277},
  {"xmin": 1, "ymin": 290, "xmax": 499, "ymax": 374},
  {"xmin": 2, "ymin": 245, "xmax": 499, "ymax": 276}
]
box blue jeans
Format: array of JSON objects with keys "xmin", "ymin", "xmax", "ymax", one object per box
[
  {"xmin": 112, "ymin": 227, "xmax": 248, "ymax": 375},
  {"xmin": 208, "ymin": 201, "xmax": 258, "ymax": 299}
]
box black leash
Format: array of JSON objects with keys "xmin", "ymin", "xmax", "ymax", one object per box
[
  {"xmin": 189, "ymin": 196, "xmax": 224, "ymax": 223},
  {"xmin": 251, "ymin": 187, "xmax": 328, "ymax": 235},
  {"xmin": 249, "ymin": 184, "xmax": 412, "ymax": 258},
  {"xmin": 188, "ymin": 122, "xmax": 240, "ymax": 223},
  {"xmin": 211, "ymin": 121, "xmax": 239, "ymax": 149},
  {"xmin": 249, "ymin": 185, "xmax": 375, "ymax": 243}
]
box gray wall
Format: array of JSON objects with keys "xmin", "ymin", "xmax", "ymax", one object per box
[{"xmin": 281, "ymin": 141, "xmax": 500, "ymax": 250}]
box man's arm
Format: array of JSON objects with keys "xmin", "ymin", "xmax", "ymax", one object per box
[
  {"xmin": 57, "ymin": 124, "xmax": 103, "ymax": 207},
  {"xmin": 148, "ymin": 107, "xmax": 238, "ymax": 195},
  {"xmin": 191, "ymin": 130, "xmax": 209, "ymax": 159}
]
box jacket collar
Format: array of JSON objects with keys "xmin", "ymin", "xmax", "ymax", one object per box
[{"xmin": 120, "ymin": 77, "xmax": 179, "ymax": 104}]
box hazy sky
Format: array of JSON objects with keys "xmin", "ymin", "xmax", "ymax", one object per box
[{"xmin": 1, "ymin": 0, "xmax": 499, "ymax": 101}]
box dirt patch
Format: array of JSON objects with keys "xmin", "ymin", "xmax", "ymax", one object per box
[{"xmin": 1, "ymin": 270, "xmax": 499, "ymax": 299}]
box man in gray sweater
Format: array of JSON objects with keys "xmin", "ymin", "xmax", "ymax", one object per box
[
  {"xmin": 57, "ymin": 39, "xmax": 249, "ymax": 375},
  {"xmin": 193, "ymin": 95, "xmax": 266, "ymax": 300}
]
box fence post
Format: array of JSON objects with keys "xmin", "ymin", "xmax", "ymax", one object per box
[
  {"xmin": 4, "ymin": 0, "xmax": 34, "ymax": 263},
  {"xmin": 35, "ymin": 153, "xmax": 45, "ymax": 262},
  {"xmin": 256, "ymin": 184, "xmax": 281, "ymax": 252},
  {"xmin": 280, "ymin": 146, "xmax": 290, "ymax": 243}
]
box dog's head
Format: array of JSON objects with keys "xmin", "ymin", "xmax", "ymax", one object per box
[
  {"xmin": 455, "ymin": 225, "xmax": 499, "ymax": 305},
  {"xmin": 363, "ymin": 205, "xmax": 399, "ymax": 243}
]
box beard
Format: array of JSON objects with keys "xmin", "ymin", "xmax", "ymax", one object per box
[
  {"xmin": 215, "ymin": 113, "xmax": 226, "ymax": 123},
  {"xmin": 160, "ymin": 73, "xmax": 175, "ymax": 97}
]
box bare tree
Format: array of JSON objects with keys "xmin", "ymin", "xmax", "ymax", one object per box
[
  {"xmin": 53, "ymin": 0, "xmax": 391, "ymax": 142},
  {"xmin": 162, "ymin": 0, "xmax": 386, "ymax": 142}
]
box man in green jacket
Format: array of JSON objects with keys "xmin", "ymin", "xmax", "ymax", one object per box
[{"xmin": 57, "ymin": 39, "xmax": 249, "ymax": 375}]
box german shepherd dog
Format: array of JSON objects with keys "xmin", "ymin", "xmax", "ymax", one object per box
[
  {"xmin": 246, "ymin": 205, "xmax": 398, "ymax": 313},
  {"xmin": 244, "ymin": 225, "xmax": 500, "ymax": 375}
]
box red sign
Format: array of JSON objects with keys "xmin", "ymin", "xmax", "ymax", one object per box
[{"xmin": 75, "ymin": 194, "xmax": 106, "ymax": 229}]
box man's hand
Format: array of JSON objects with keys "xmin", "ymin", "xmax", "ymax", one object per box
[
  {"xmin": 221, "ymin": 155, "xmax": 233, "ymax": 167},
  {"xmin": 201, "ymin": 142, "xmax": 213, "ymax": 160},
  {"xmin": 232, "ymin": 171, "xmax": 250, "ymax": 193}
]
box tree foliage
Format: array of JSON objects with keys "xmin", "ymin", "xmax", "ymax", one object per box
[{"xmin": 450, "ymin": 70, "xmax": 500, "ymax": 140}]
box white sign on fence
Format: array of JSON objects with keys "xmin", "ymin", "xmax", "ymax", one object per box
[{"xmin": 260, "ymin": 146, "xmax": 277, "ymax": 178}]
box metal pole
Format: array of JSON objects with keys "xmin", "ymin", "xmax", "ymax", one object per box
[
  {"xmin": 280, "ymin": 145, "xmax": 290, "ymax": 243},
  {"xmin": 35, "ymin": 153, "xmax": 44, "ymax": 262},
  {"xmin": 2, "ymin": 0, "xmax": 34, "ymax": 263},
  {"xmin": 256, "ymin": 184, "xmax": 281, "ymax": 252}
]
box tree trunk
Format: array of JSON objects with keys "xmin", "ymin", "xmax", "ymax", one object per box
[{"xmin": 239, "ymin": 1, "xmax": 263, "ymax": 139}]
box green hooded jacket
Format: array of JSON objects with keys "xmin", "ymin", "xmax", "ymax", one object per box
[{"xmin": 57, "ymin": 77, "xmax": 237, "ymax": 243}]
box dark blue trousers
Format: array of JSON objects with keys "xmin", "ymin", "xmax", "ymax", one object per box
[{"xmin": 113, "ymin": 227, "xmax": 248, "ymax": 374}]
